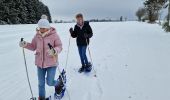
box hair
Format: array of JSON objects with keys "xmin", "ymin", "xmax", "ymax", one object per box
[{"xmin": 76, "ymin": 13, "xmax": 83, "ymax": 18}]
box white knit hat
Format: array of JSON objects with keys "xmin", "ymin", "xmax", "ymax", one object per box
[{"xmin": 38, "ymin": 19, "xmax": 50, "ymax": 29}]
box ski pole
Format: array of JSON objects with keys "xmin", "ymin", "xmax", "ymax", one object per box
[
  {"xmin": 65, "ymin": 36, "xmax": 71, "ymax": 69},
  {"xmin": 85, "ymin": 37, "xmax": 97, "ymax": 77},
  {"xmin": 47, "ymin": 43, "xmax": 71, "ymax": 100},
  {"xmin": 63, "ymin": 36, "xmax": 71, "ymax": 100},
  {"xmin": 21, "ymin": 38, "xmax": 36, "ymax": 100}
]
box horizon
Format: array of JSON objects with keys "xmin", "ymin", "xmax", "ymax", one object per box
[{"xmin": 42, "ymin": 0, "xmax": 146, "ymax": 21}]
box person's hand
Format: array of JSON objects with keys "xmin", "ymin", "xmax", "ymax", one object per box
[
  {"xmin": 19, "ymin": 41, "xmax": 27, "ymax": 47},
  {"xmin": 48, "ymin": 49, "xmax": 57, "ymax": 56},
  {"xmin": 84, "ymin": 33, "xmax": 89, "ymax": 38},
  {"xmin": 69, "ymin": 28, "xmax": 73, "ymax": 34}
]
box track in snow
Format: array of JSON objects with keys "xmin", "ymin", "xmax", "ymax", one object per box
[{"xmin": 0, "ymin": 22, "xmax": 170, "ymax": 100}]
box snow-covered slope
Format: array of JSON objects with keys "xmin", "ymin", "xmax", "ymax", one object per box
[{"xmin": 0, "ymin": 22, "xmax": 170, "ymax": 100}]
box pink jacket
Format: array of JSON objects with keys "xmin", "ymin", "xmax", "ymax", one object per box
[{"xmin": 25, "ymin": 27, "xmax": 62, "ymax": 68}]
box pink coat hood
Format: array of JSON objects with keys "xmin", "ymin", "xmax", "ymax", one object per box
[{"xmin": 25, "ymin": 27, "xmax": 62, "ymax": 68}]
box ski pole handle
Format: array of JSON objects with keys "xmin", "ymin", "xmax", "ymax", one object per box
[
  {"xmin": 48, "ymin": 43, "xmax": 56, "ymax": 54},
  {"xmin": 47, "ymin": 43, "xmax": 57, "ymax": 61},
  {"xmin": 48, "ymin": 43, "xmax": 53, "ymax": 49},
  {"xmin": 21, "ymin": 38, "xmax": 24, "ymax": 41}
]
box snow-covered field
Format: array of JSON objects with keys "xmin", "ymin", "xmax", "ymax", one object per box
[{"xmin": 0, "ymin": 22, "xmax": 170, "ymax": 100}]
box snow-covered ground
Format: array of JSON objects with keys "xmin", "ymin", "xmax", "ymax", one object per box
[{"xmin": 0, "ymin": 22, "xmax": 170, "ymax": 100}]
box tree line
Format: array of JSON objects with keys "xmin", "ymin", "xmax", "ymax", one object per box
[{"xmin": 0, "ymin": 0, "xmax": 52, "ymax": 25}]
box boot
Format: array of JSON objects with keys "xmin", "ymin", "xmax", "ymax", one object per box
[
  {"xmin": 55, "ymin": 76, "xmax": 64, "ymax": 94},
  {"xmin": 55, "ymin": 76, "xmax": 66, "ymax": 99},
  {"xmin": 78, "ymin": 65, "xmax": 86, "ymax": 73},
  {"xmin": 85, "ymin": 62, "xmax": 92, "ymax": 72}
]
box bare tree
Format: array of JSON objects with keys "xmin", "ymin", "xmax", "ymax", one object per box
[{"xmin": 136, "ymin": 8, "xmax": 146, "ymax": 21}]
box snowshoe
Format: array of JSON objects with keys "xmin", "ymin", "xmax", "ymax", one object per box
[
  {"xmin": 85, "ymin": 62, "xmax": 92, "ymax": 73},
  {"xmin": 78, "ymin": 65, "xmax": 86, "ymax": 73},
  {"xmin": 54, "ymin": 86, "xmax": 66, "ymax": 100},
  {"xmin": 54, "ymin": 70, "xmax": 66, "ymax": 99},
  {"xmin": 61, "ymin": 69, "xmax": 66, "ymax": 84}
]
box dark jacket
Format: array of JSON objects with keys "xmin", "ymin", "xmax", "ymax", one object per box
[{"xmin": 71, "ymin": 21, "xmax": 93, "ymax": 46}]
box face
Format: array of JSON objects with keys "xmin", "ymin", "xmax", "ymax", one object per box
[
  {"xmin": 76, "ymin": 17, "xmax": 84, "ymax": 25},
  {"xmin": 39, "ymin": 28, "xmax": 49, "ymax": 33}
]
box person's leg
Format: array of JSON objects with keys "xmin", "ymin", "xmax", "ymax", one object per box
[
  {"xmin": 82, "ymin": 46, "xmax": 92, "ymax": 72},
  {"xmin": 82, "ymin": 46, "xmax": 89, "ymax": 65},
  {"xmin": 78, "ymin": 46, "xmax": 87, "ymax": 73},
  {"xmin": 37, "ymin": 67, "xmax": 46, "ymax": 98},
  {"xmin": 78, "ymin": 46, "xmax": 85, "ymax": 65},
  {"xmin": 46, "ymin": 66, "xmax": 65, "ymax": 96},
  {"xmin": 46, "ymin": 66, "xmax": 58, "ymax": 86}
]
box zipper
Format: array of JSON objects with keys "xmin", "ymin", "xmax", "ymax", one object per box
[{"xmin": 42, "ymin": 37, "xmax": 45, "ymax": 68}]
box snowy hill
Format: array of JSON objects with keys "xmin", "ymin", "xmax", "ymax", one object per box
[{"xmin": 0, "ymin": 22, "xmax": 170, "ymax": 100}]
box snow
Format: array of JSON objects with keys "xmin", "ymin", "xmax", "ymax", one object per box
[{"xmin": 0, "ymin": 22, "xmax": 170, "ymax": 100}]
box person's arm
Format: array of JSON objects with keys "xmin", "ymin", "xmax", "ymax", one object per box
[
  {"xmin": 25, "ymin": 36, "xmax": 37, "ymax": 51},
  {"xmin": 87, "ymin": 24, "xmax": 93, "ymax": 38},
  {"xmin": 84, "ymin": 22, "xmax": 93, "ymax": 38},
  {"xmin": 53, "ymin": 33, "xmax": 63, "ymax": 54},
  {"xmin": 70, "ymin": 26, "xmax": 78, "ymax": 38}
]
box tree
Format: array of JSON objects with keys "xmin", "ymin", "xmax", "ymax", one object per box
[
  {"xmin": 120, "ymin": 16, "xmax": 123, "ymax": 21},
  {"xmin": 136, "ymin": 8, "xmax": 146, "ymax": 21},
  {"xmin": 162, "ymin": 0, "xmax": 170, "ymax": 32},
  {"xmin": 144, "ymin": 0, "xmax": 167, "ymax": 23},
  {"xmin": 162, "ymin": 0, "xmax": 170, "ymax": 25},
  {"xmin": 35, "ymin": 1, "xmax": 50, "ymax": 22},
  {"xmin": 0, "ymin": 0, "xmax": 52, "ymax": 24}
]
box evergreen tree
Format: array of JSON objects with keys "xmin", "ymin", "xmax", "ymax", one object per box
[
  {"xmin": 144, "ymin": 0, "xmax": 167, "ymax": 23},
  {"xmin": 0, "ymin": 0, "xmax": 52, "ymax": 24},
  {"xmin": 162, "ymin": 0, "xmax": 170, "ymax": 32}
]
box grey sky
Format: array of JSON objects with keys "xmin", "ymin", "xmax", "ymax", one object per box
[{"xmin": 42, "ymin": 0, "xmax": 144, "ymax": 21}]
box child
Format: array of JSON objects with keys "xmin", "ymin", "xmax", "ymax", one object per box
[
  {"xmin": 69, "ymin": 13, "xmax": 93, "ymax": 73},
  {"xmin": 19, "ymin": 18, "xmax": 64, "ymax": 100}
]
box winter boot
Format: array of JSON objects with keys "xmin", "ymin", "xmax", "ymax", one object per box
[
  {"xmin": 85, "ymin": 62, "xmax": 92, "ymax": 72},
  {"xmin": 78, "ymin": 65, "xmax": 86, "ymax": 73}
]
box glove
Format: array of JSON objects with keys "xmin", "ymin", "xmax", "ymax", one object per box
[
  {"xmin": 48, "ymin": 49, "xmax": 57, "ymax": 56},
  {"xmin": 19, "ymin": 41, "xmax": 27, "ymax": 47},
  {"xmin": 84, "ymin": 33, "xmax": 89, "ymax": 38},
  {"xmin": 69, "ymin": 28, "xmax": 73, "ymax": 34}
]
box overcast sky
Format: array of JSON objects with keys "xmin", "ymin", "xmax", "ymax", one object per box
[{"xmin": 41, "ymin": 0, "xmax": 145, "ymax": 21}]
